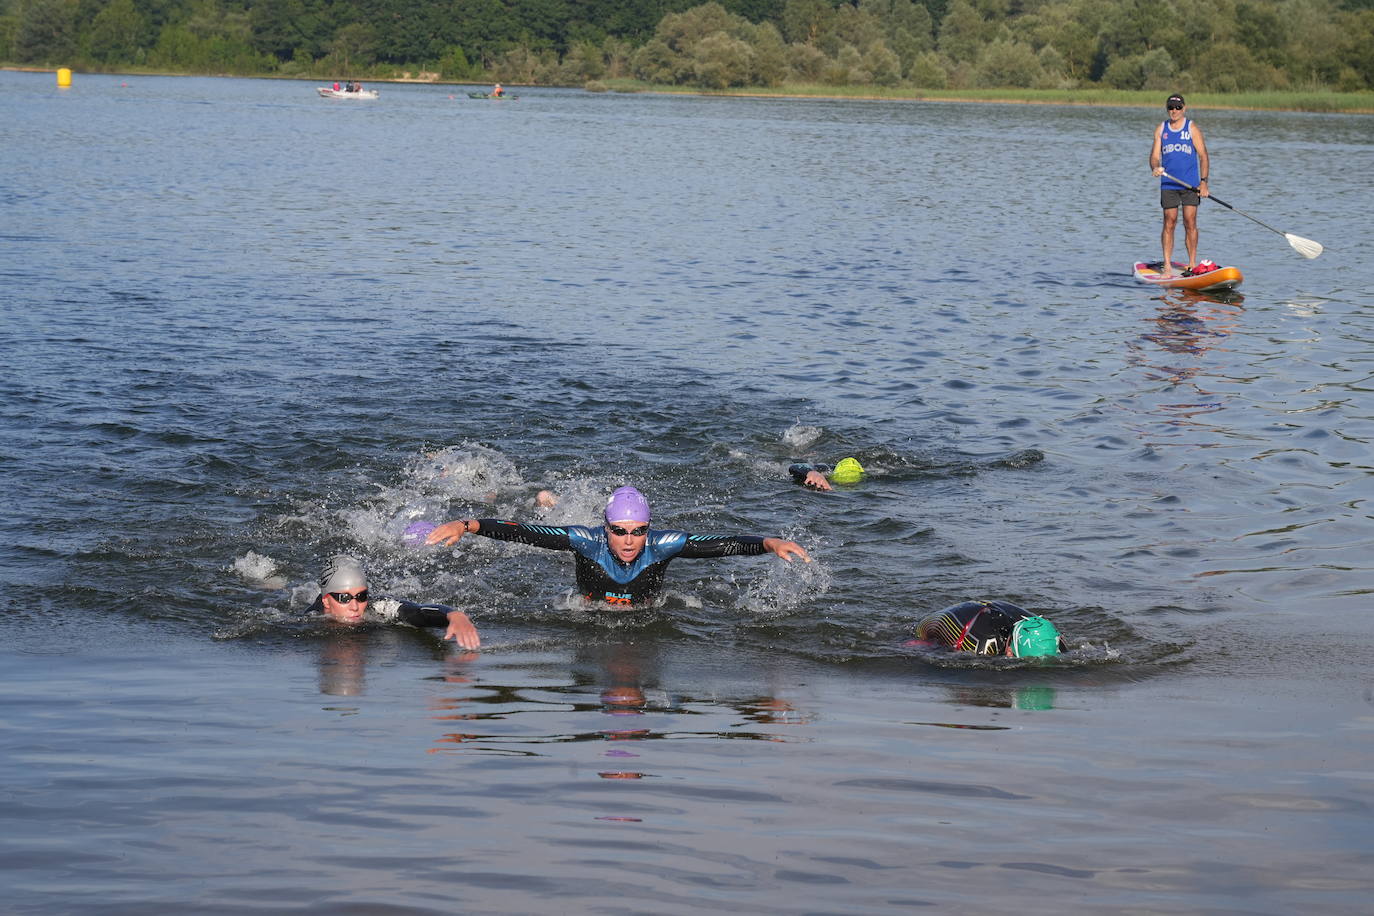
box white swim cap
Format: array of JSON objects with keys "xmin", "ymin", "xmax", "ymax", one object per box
[{"xmin": 319, "ymin": 555, "xmax": 368, "ymax": 593}]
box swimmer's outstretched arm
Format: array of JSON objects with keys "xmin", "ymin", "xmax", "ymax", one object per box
[
  {"xmin": 428, "ymin": 518, "xmax": 574, "ymax": 551},
  {"xmin": 679, "ymin": 533, "xmax": 811, "ymax": 562}
]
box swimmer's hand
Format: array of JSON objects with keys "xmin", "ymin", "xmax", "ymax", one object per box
[
  {"xmin": 444, "ymin": 610, "xmax": 481, "ymax": 650},
  {"xmin": 764, "ymin": 538, "xmax": 811, "ymax": 563},
  {"xmin": 804, "ymin": 470, "xmax": 832, "ymax": 491},
  {"xmin": 427, "ymin": 519, "xmax": 475, "ymax": 546}
]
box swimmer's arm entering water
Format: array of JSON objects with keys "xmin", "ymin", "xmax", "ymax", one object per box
[
  {"xmin": 679, "ymin": 533, "xmax": 811, "ymax": 563},
  {"xmin": 392, "ymin": 601, "xmax": 481, "ymax": 650},
  {"xmin": 788, "ymin": 464, "xmax": 833, "ymax": 491}
]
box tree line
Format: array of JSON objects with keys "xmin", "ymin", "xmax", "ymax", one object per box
[{"xmin": 3, "ymin": 0, "xmax": 1372, "ymax": 92}]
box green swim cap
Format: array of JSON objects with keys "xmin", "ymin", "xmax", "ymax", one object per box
[
  {"xmin": 831, "ymin": 457, "xmax": 865, "ymax": 484},
  {"xmin": 1010, "ymin": 616, "xmax": 1061, "ymax": 658}
]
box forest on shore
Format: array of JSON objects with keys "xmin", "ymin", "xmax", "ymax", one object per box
[{"xmin": 5, "ymin": 0, "xmax": 1374, "ymax": 99}]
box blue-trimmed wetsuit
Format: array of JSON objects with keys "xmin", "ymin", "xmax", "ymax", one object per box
[
  {"xmin": 915, "ymin": 600, "xmax": 1066, "ymax": 656},
  {"xmin": 470, "ymin": 519, "xmax": 767, "ymax": 606},
  {"xmin": 1160, "ymin": 118, "xmax": 1200, "ymax": 191}
]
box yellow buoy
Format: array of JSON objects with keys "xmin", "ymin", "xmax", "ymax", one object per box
[{"xmin": 57, "ymin": 68, "xmax": 72, "ymax": 87}]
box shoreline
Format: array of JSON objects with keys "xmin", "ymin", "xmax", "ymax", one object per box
[{"xmin": 7, "ymin": 66, "xmax": 1371, "ymax": 113}]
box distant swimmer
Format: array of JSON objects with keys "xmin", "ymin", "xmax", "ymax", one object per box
[
  {"xmin": 311, "ymin": 554, "xmax": 481, "ymax": 649},
  {"xmin": 426, "ymin": 485, "xmax": 811, "ymax": 607},
  {"xmin": 788, "ymin": 457, "xmax": 864, "ymax": 491},
  {"xmin": 913, "ymin": 600, "xmax": 1065, "ymax": 658}
]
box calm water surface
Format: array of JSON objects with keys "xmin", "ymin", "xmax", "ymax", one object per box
[{"xmin": 3, "ymin": 71, "xmax": 1374, "ymax": 913}]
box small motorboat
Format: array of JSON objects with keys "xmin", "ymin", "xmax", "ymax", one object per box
[{"xmin": 318, "ymin": 86, "xmax": 379, "ymax": 100}]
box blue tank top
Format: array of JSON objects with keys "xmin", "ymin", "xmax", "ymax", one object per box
[{"xmin": 1160, "ymin": 119, "xmax": 1199, "ymax": 190}]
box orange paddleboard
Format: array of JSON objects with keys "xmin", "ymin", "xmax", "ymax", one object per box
[{"xmin": 1133, "ymin": 261, "xmax": 1243, "ymax": 291}]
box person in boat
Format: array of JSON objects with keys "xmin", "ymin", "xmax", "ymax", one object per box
[
  {"xmin": 311, "ymin": 554, "xmax": 481, "ymax": 648},
  {"xmin": 333, "ymin": 81, "xmax": 340, "ymax": 92},
  {"xmin": 426, "ymin": 485, "xmax": 811, "ymax": 607},
  {"xmin": 1149, "ymin": 93, "xmax": 1211, "ymax": 277},
  {"xmin": 913, "ymin": 600, "xmax": 1065, "ymax": 658},
  {"xmin": 788, "ymin": 457, "xmax": 865, "ymax": 491},
  {"xmin": 492, "ymin": 83, "xmax": 504, "ymax": 98}
]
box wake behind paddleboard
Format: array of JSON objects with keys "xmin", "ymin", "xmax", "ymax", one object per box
[{"xmin": 1133, "ymin": 260, "xmax": 1243, "ymax": 291}]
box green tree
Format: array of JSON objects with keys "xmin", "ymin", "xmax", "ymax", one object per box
[
  {"xmin": 13, "ymin": 0, "xmax": 79, "ymax": 63},
  {"xmin": 87, "ymin": 0, "xmax": 146, "ymax": 63},
  {"xmin": 691, "ymin": 29, "xmax": 752, "ymax": 86},
  {"xmin": 1100, "ymin": 50, "xmax": 1144, "ymax": 88},
  {"xmin": 631, "ymin": 36, "xmax": 683, "ymax": 81},
  {"xmin": 833, "ymin": 41, "xmax": 865, "ymax": 82},
  {"xmin": 249, "ymin": 0, "xmax": 330, "ymax": 62},
  {"xmin": 786, "ymin": 38, "xmax": 828, "ymax": 78},
  {"xmin": 975, "ymin": 36, "xmax": 1041, "ymax": 86},
  {"xmin": 1138, "ymin": 45, "xmax": 1175, "ymax": 89},
  {"xmin": 938, "ymin": 0, "xmax": 989, "ymax": 64},
  {"xmin": 863, "ymin": 38, "xmax": 902, "ymax": 83},
  {"xmin": 751, "ymin": 19, "xmax": 788, "ymax": 84},
  {"xmin": 781, "ymin": 0, "xmax": 832, "ymax": 43},
  {"xmin": 826, "ymin": 3, "xmax": 883, "ymax": 57},
  {"xmin": 326, "ymin": 21, "xmax": 377, "ymax": 72},
  {"xmin": 438, "ymin": 44, "xmax": 477, "ymax": 79},
  {"xmin": 907, "ymin": 48, "xmax": 948, "ymax": 86},
  {"xmin": 562, "ymin": 38, "xmax": 606, "ymax": 78}
]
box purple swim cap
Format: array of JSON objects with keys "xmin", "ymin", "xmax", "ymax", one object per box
[
  {"xmin": 401, "ymin": 520, "xmax": 437, "ymax": 547},
  {"xmin": 604, "ymin": 486, "xmax": 651, "ymax": 524}
]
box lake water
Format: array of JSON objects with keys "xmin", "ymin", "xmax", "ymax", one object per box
[{"xmin": 3, "ymin": 71, "xmax": 1374, "ymax": 913}]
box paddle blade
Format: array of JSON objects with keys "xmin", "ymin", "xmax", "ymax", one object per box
[{"xmin": 1286, "ymin": 233, "xmax": 1323, "ymax": 259}]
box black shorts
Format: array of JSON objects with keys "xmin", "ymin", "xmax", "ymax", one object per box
[{"xmin": 1161, "ymin": 187, "xmax": 1200, "ymax": 209}]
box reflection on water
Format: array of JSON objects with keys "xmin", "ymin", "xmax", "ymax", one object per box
[{"xmin": 1127, "ymin": 294, "xmax": 1244, "ymax": 423}]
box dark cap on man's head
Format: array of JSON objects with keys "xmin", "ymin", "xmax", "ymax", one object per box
[{"xmin": 1166, "ymin": 93, "xmax": 1185, "ymax": 107}]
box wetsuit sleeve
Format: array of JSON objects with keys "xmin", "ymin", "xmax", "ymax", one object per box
[
  {"xmin": 394, "ymin": 602, "xmax": 458, "ymax": 628},
  {"xmin": 472, "ymin": 519, "xmax": 574, "ymax": 551},
  {"xmin": 788, "ymin": 463, "xmax": 832, "ymax": 484},
  {"xmin": 678, "ymin": 533, "xmax": 768, "ymax": 558}
]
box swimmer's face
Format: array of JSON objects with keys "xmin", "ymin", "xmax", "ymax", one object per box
[
  {"xmin": 605, "ymin": 521, "xmax": 649, "ymax": 563},
  {"xmin": 322, "ymin": 588, "xmax": 369, "ymax": 624}
]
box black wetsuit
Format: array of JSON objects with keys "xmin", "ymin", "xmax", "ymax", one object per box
[
  {"xmin": 469, "ymin": 519, "xmax": 767, "ymax": 606},
  {"xmin": 310, "ymin": 595, "xmax": 456, "ymax": 627},
  {"xmin": 915, "ymin": 600, "xmax": 1066, "ymax": 656},
  {"xmin": 788, "ymin": 463, "xmax": 834, "ymax": 485}
]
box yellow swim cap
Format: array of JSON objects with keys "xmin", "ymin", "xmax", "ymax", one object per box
[{"xmin": 831, "ymin": 457, "xmax": 864, "ymax": 484}]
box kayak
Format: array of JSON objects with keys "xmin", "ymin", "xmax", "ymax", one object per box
[
  {"xmin": 1133, "ymin": 261, "xmax": 1243, "ymax": 292},
  {"xmin": 467, "ymin": 92, "xmax": 516, "ymax": 100}
]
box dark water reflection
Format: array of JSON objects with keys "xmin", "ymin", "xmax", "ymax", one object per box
[{"xmin": 4, "ymin": 71, "xmax": 1374, "ymax": 912}]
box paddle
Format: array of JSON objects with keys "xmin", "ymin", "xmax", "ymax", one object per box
[{"xmin": 1161, "ymin": 172, "xmax": 1323, "ymax": 259}]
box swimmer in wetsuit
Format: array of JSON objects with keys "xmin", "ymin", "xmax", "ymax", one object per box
[
  {"xmin": 914, "ymin": 600, "xmax": 1065, "ymax": 657},
  {"xmin": 311, "ymin": 554, "xmax": 481, "ymax": 648},
  {"xmin": 427, "ymin": 485, "xmax": 811, "ymax": 607}
]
